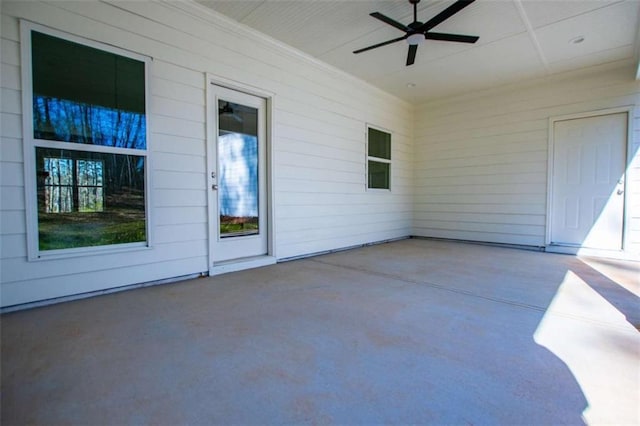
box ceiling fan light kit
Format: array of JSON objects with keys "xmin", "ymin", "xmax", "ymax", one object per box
[
  {"xmin": 354, "ymin": 0, "xmax": 479, "ymax": 66},
  {"xmin": 407, "ymin": 33, "xmax": 425, "ymax": 46}
]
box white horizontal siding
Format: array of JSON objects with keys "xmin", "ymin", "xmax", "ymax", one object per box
[
  {"xmin": 414, "ymin": 64, "xmax": 640, "ymax": 252},
  {"xmin": 0, "ymin": 0, "xmax": 412, "ymax": 306},
  {"xmin": 278, "ymin": 228, "xmax": 410, "ymax": 261},
  {"xmin": 154, "ymin": 207, "xmax": 206, "ymax": 227},
  {"xmin": 1, "ymin": 239, "xmax": 207, "ymax": 283},
  {"xmin": 151, "ymin": 77, "xmax": 205, "ymax": 106},
  {"xmin": 152, "ymin": 133, "xmax": 204, "ymax": 157},
  {"xmin": 0, "ymin": 256, "xmax": 207, "ymax": 307}
]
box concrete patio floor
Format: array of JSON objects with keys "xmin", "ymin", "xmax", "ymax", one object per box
[{"xmin": 1, "ymin": 239, "xmax": 639, "ymax": 424}]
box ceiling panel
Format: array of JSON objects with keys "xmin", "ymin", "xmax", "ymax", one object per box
[
  {"xmin": 319, "ymin": 0, "xmax": 527, "ymax": 79},
  {"xmin": 197, "ymin": 0, "xmax": 264, "ymax": 22},
  {"xmin": 425, "ymin": 0, "xmax": 524, "ymax": 42},
  {"xmin": 520, "ymin": 0, "xmax": 623, "ymax": 28},
  {"xmin": 241, "ymin": 1, "xmax": 397, "ymax": 57},
  {"xmin": 196, "ymin": 0, "xmax": 640, "ymax": 102},
  {"xmin": 535, "ymin": 0, "xmax": 639, "ymax": 64},
  {"xmin": 547, "ymin": 45, "xmax": 635, "ymax": 74},
  {"xmin": 376, "ymin": 32, "xmax": 546, "ymax": 102}
]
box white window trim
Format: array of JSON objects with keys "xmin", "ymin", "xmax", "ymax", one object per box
[
  {"xmin": 20, "ymin": 20, "xmax": 153, "ymax": 261},
  {"xmin": 366, "ymin": 124, "xmax": 392, "ymax": 192}
]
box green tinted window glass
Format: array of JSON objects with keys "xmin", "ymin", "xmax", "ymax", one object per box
[
  {"xmin": 31, "ymin": 31, "xmax": 146, "ymax": 149},
  {"xmin": 368, "ymin": 128, "xmax": 391, "ymax": 160},
  {"xmin": 368, "ymin": 160, "xmax": 390, "ymax": 189}
]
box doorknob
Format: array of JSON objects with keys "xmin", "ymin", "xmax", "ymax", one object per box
[
  {"xmin": 212, "ymin": 184, "xmax": 218, "ymax": 190},
  {"xmin": 617, "ymin": 188, "xmax": 624, "ymax": 195}
]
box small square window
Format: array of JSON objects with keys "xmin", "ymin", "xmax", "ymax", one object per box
[
  {"xmin": 368, "ymin": 160, "xmax": 390, "ymax": 189},
  {"xmin": 367, "ymin": 127, "xmax": 391, "ymax": 190},
  {"xmin": 368, "ymin": 128, "xmax": 391, "ymax": 160}
]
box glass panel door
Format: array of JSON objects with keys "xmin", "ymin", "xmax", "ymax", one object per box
[{"xmin": 209, "ymin": 85, "xmax": 268, "ymax": 264}]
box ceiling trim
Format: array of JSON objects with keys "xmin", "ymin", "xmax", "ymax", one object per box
[
  {"xmin": 156, "ymin": 0, "xmax": 411, "ymax": 107},
  {"xmin": 513, "ymin": 0, "xmax": 549, "ymax": 73}
]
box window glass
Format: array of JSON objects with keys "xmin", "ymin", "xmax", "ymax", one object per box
[
  {"xmin": 368, "ymin": 127, "xmax": 391, "ymax": 160},
  {"xmin": 36, "ymin": 148, "xmax": 146, "ymax": 250},
  {"xmin": 368, "ymin": 160, "xmax": 390, "ymax": 189},
  {"xmin": 31, "ymin": 31, "xmax": 146, "ymax": 149},
  {"xmin": 218, "ymin": 100, "xmax": 260, "ymax": 237}
]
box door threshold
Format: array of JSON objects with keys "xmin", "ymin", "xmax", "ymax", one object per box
[
  {"xmin": 545, "ymin": 245, "xmax": 638, "ymax": 261},
  {"xmin": 209, "ymin": 255, "xmax": 276, "ymax": 276}
]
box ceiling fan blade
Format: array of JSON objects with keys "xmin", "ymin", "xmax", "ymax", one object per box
[
  {"xmin": 370, "ymin": 12, "xmax": 410, "ymax": 32},
  {"xmin": 420, "ymin": 0, "xmax": 476, "ymax": 32},
  {"xmin": 406, "ymin": 44, "xmax": 418, "ymax": 66},
  {"xmin": 424, "ymin": 32, "xmax": 479, "ymax": 43},
  {"xmin": 353, "ymin": 35, "xmax": 408, "ymax": 54}
]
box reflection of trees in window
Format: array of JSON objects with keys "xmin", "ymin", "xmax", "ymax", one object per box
[
  {"xmin": 43, "ymin": 157, "xmax": 104, "ymax": 213},
  {"xmin": 44, "ymin": 158, "xmax": 73, "ymax": 213},
  {"xmin": 34, "ymin": 96, "xmax": 145, "ymax": 149},
  {"xmin": 31, "ymin": 30, "xmax": 146, "ymax": 150},
  {"xmin": 36, "ymin": 148, "xmax": 145, "ymax": 250},
  {"xmin": 77, "ymin": 160, "xmax": 104, "ymax": 212}
]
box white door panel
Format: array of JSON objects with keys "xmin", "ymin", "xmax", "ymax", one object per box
[{"xmin": 550, "ymin": 113, "xmax": 626, "ymax": 250}]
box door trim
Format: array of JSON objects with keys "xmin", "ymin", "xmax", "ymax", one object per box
[
  {"xmin": 545, "ymin": 106, "xmax": 634, "ymax": 255},
  {"xmin": 205, "ymin": 74, "xmax": 276, "ymax": 274}
]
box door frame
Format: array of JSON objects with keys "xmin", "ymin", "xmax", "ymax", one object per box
[
  {"xmin": 205, "ymin": 74, "xmax": 276, "ymax": 274},
  {"xmin": 545, "ymin": 106, "xmax": 634, "ymax": 256}
]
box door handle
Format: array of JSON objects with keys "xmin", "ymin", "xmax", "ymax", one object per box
[
  {"xmin": 212, "ymin": 184, "xmax": 218, "ymax": 190},
  {"xmin": 617, "ymin": 188, "xmax": 624, "ymax": 195}
]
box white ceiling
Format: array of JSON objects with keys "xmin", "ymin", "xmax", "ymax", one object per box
[{"xmin": 196, "ymin": 0, "xmax": 640, "ymax": 102}]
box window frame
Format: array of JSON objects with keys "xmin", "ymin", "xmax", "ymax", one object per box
[
  {"xmin": 366, "ymin": 124, "xmax": 392, "ymax": 191},
  {"xmin": 21, "ymin": 21, "xmax": 153, "ymax": 260}
]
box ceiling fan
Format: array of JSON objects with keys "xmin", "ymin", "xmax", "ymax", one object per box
[{"xmin": 353, "ymin": 0, "xmax": 479, "ymax": 66}]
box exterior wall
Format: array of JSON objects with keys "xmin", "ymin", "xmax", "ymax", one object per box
[
  {"xmin": 413, "ymin": 63, "xmax": 640, "ymax": 253},
  {"xmin": 0, "ymin": 0, "xmax": 413, "ymax": 307}
]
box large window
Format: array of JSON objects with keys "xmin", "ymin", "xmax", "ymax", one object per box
[
  {"xmin": 367, "ymin": 126, "xmax": 391, "ymax": 190},
  {"xmin": 23, "ymin": 24, "xmax": 150, "ymax": 257}
]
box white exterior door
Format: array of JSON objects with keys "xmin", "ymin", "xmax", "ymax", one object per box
[
  {"xmin": 208, "ymin": 85, "xmax": 268, "ymax": 263},
  {"xmin": 550, "ymin": 112, "xmax": 627, "ymax": 250}
]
